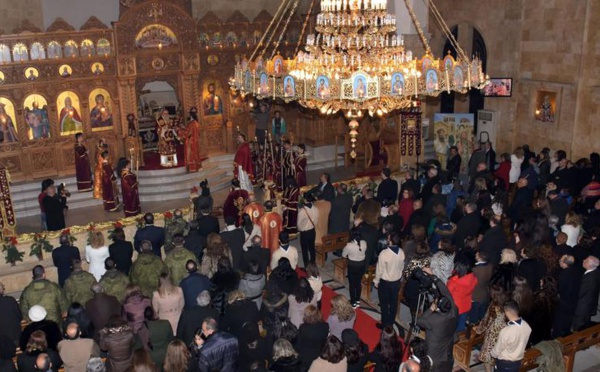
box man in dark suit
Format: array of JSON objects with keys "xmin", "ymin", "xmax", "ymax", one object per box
[
  {"xmin": 328, "ymin": 183, "xmax": 353, "ymax": 235},
  {"xmin": 241, "ymin": 236, "xmax": 270, "ymax": 274},
  {"xmin": 420, "ymin": 166, "xmax": 441, "ymax": 204},
  {"xmin": 549, "ymin": 190, "xmax": 569, "ymax": 227},
  {"xmin": 180, "ymin": 260, "xmax": 212, "ymax": 309},
  {"xmin": 0, "ymin": 281, "xmax": 22, "ymax": 346},
  {"xmin": 377, "ymin": 168, "xmax": 398, "ymax": 203},
  {"xmin": 470, "ymin": 251, "xmax": 494, "ymax": 323},
  {"xmin": 478, "ymin": 215, "xmax": 507, "ymax": 265},
  {"xmin": 552, "ymin": 255, "xmax": 583, "ymax": 338},
  {"xmin": 403, "ymin": 199, "xmax": 429, "ymax": 237},
  {"xmin": 176, "ymin": 290, "xmax": 219, "ymax": 345},
  {"xmin": 445, "ymin": 146, "xmax": 461, "ymax": 183},
  {"xmin": 314, "ymin": 173, "xmax": 335, "ymax": 202},
  {"xmin": 400, "ymin": 169, "xmax": 421, "ymax": 198},
  {"xmin": 134, "ymin": 213, "xmax": 165, "ymax": 257},
  {"xmin": 417, "ymin": 271, "xmax": 458, "ymax": 372},
  {"xmin": 85, "ymin": 283, "xmax": 121, "ymax": 342},
  {"xmin": 220, "ymin": 216, "xmax": 245, "ymax": 271},
  {"xmin": 196, "ymin": 204, "xmax": 220, "ymax": 237},
  {"xmin": 484, "ymin": 140, "xmax": 496, "ymax": 171},
  {"xmin": 453, "ymin": 203, "xmax": 481, "ymax": 249},
  {"xmin": 517, "ymin": 246, "xmax": 546, "ymax": 291},
  {"xmin": 52, "ymin": 233, "xmax": 81, "ymax": 287},
  {"xmin": 355, "ymin": 217, "xmax": 379, "ymax": 266},
  {"xmin": 572, "ymin": 255, "xmax": 600, "ymax": 331},
  {"xmin": 184, "ymin": 220, "xmax": 206, "ymax": 262}
]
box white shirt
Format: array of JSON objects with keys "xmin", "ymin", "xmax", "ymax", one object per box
[
  {"xmin": 374, "ymin": 247, "xmax": 405, "ymax": 285},
  {"xmin": 270, "ymin": 245, "xmax": 299, "ymax": 270},
  {"xmin": 491, "ymin": 318, "xmax": 532, "ymax": 361},
  {"xmin": 342, "ymin": 240, "xmax": 367, "ymax": 262}
]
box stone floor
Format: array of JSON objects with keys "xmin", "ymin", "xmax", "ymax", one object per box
[{"xmin": 13, "ymin": 164, "xmax": 600, "ymax": 371}]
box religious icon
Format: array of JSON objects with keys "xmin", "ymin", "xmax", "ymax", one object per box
[
  {"xmin": 426, "ymin": 70, "xmax": 438, "ymax": 92},
  {"xmin": 58, "ymin": 92, "xmax": 83, "ymax": 135},
  {"xmin": 353, "ymin": 75, "xmax": 367, "ymax": 98},
  {"xmin": 47, "ymin": 41, "xmax": 62, "ymax": 59},
  {"xmin": 199, "ymin": 33, "xmax": 209, "ymax": 48},
  {"xmin": 90, "ymin": 90, "xmax": 114, "ymax": 130},
  {"xmin": 212, "ymin": 32, "xmax": 222, "ymax": 47},
  {"xmin": 30, "ymin": 42, "xmax": 45, "ymax": 60},
  {"xmin": 81, "ymin": 39, "xmax": 94, "ymax": 56},
  {"xmin": 203, "ymin": 82, "xmax": 223, "ymax": 115},
  {"xmin": 256, "ymin": 57, "xmax": 264, "ymax": 72},
  {"xmin": 151, "ymin": 58, "xmax": 165, "ymax": 70},
  {"xmin": 24, "ymin": 97, "xmax": 51, "ymax": 140},
  {"xmin": 64, "ymin": 40, "xmax": 78, "ymax": 57},
  {"xmin": 273, "ymin": 56, "xmax": 284, "ymax": 75},
  {"xmin": 25, "ymin": 67, "xmax": 39, "ymax": 81},
  {"xmin": 0, "ymin": 98, "xmax": 18, "ymax": 143},
  {"xmin": 207, "ymin": 55, "xmax": 219, "ymax": 66},
  {"xmin": 444, "ymin": 55, "xmax": 454, "ymax": 71},
  {"xmin": 421, "ymin": 56, "xmax": 432, "ymax": 73},
  {"xmin": 244, "ymin": 70, "xmax": 252, "ymax": 91},
  {"xmin": 454, "ymin": 66, "xmax": 464, "ymax": 88},
  {"xmin": 135, "ymin": 25, "xmax": 177, "ymax": 49},
  {"xmin": 259, "ymin": 73, "xmax": 269, "ymax": 94},
  {"xmin": 391, "ymin": 73, "xmax": 404, "ymax": 95},
  {"xmin": 316, "ymin": 76, "xmax": 330, "ymax": 99},
  {"xmin": 535, "ymin": 91, "xmax": 556, "ymax": 122},
  {"xmin": 225, "ymin": 32, "xmax": 237, "ymax": 47},
  {"xmin": 91, "ymin": 62, "xmax": 104, "ymax": 75},
  {"xmin": 59, "ymin": 64, "xmax": 72, "ymax": 78},
  {"xmin": 284, "ymin": 76, "xmax": 295, "ymax": 97}
]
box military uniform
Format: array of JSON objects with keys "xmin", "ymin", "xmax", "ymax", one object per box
[
  {"xmin": 20, "ymin": 279, "xmax": 69, "ymax": 325},
  {"xmin": 63, "ymin": 270, "xmax": 97, "ymax": 306},
  {"xmin": 129, "ymin": 253, "xmax": 167, "ymax": 297},
  {"xmin": 164, "ymin": 246, "xmax": 197, "ymax": 285},
  {"xmin": 99, "ymin": 269, "xmax": 130, "ymax": 303},
  {"xmin": 164, "ymin": 218, "xmax": 189, "ymax": 253}
]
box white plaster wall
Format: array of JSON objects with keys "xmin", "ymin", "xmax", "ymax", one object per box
[{"xmin": 41, "ymin": 0, "xmax": 119, "ymax": 29}]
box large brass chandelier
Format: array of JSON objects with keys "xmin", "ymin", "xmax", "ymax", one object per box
[{"xmin": 230, "ymin": 0, "xmax": 488, "ymax": 118}]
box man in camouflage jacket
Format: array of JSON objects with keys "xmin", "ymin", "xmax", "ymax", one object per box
[{"xmin": 20, "ymin": 265, "xmax": 68, "ymax": 325}]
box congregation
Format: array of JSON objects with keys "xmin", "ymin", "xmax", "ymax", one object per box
[{"xmin": 1, "ymin": 141, "xmax": 600, "ymax": 372}]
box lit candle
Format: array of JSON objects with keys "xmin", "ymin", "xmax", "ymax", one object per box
[{"xmin": 445, "ymin": 68, "xmax": 450, "ymax": 93}]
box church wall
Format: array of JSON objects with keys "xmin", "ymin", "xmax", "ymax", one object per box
[{"xmin": 0, "ymin": 0, "xmax": 43, "ymax": 33}]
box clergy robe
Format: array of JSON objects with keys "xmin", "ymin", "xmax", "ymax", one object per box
[
  {"xmin": 121, "ymin": 169, "xmax": 141, "ymax": 217},
  {"xmin": 294, "ymin": 154, "xmax": 307, "ymax": 188},
  {"xmin": 259, "ymin": 211, "xmax": 283, "ymax": 253},
  {"xmin": 75, "ymin": 143, "xmax": 92, "ymax": 191},
  {"xmin": 243, "ymin": 202, "xmax": 265, "ymax": 225},
  {"xmin": 234, "ymin": 142, "xmax": 254, "ymax": 192},
  {"xmin": 223, "ymin": 188, "xmax": 249, "ymax": 226},
  {"xmin": 102, "ymin": 162, "xmax": 118, "ymax": 211},
  {"xmin": 282, "ymin": 186, "xmax": 299, "ymax": 235},
  {"xmin": 184, "ymin": 119, "xmax": 202, "ymax": 173}
]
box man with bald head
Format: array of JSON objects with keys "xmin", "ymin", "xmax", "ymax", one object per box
[
  {"xmin": 572, "ymin": 255, "xmax": 600, "ymax": 331},
  {"xmin": 57, "ymin": 322, "xmax": 100, "ymax": 371},
  {"xmin": 35, "ymin": 353, "xmax": 52, "ymax": 372}
]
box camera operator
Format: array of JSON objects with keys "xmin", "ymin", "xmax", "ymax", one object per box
[{"xmin": 416, "ymin": 267, "xmax": 458, "ymax": 372}]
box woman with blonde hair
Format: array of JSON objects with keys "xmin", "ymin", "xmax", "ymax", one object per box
[
  {"xmin": 271, "ymin": 338, "xmax": 302, "ymax": 371},
  {"xmin": 489, "ymin": 248, "xmax": 518, "ymax": 291},
  {"xmin": 561, "ymin": 212, "xmax": 582, "ymax": 247},
  {"xmin": 163, "ymin": 339, "xmax": 191, "ymax": 372},
  {"xmin": 327, "ymin": 295, "xmax": 356, "ymax": 339},
  {"xmin": 86, "ymin": 231, "xmax": 110, "ymax": 281},
  {"xmin": 152, "ymin": 273, "xmax": 184, "ymax": 335},
  {"xmin": 200, "ymin": 233, "xmax": 233, "ymax": 278}
]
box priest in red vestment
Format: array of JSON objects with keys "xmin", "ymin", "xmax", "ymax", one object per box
[
  {"xmin": 234, "ymin": 133, "xmax": 254, "ymax": 192},
  {"xmin": 119, "ymin": 158, "xmax": 141, "ymax": 217},
  {"xmin": 74, "ymin": 133, "xmax": 92, "ymax": 192},
  {"xmin": 294, "ymin": 144, "xmax": 308, "ymax": 187},
  {"xmin": 184, "ymin": 107, "xmax": 202, "ymax": 173},
  {"xmin": 258, "ymin": 200, "xmax": 283, "ymax": 253},
  {"xmin": 243, "ymin": 194, "xmax": 265, "ymax": 225},
  {"xmin": 101, "ymin": 151, "xmax": 119, "ymax": 212},
  {"xmin": 223, "ymin": 178, "xmax": 249, "ymax": 226}
]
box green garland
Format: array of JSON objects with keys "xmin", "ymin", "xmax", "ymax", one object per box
[
  {"xmin": 3, "ymin": 236, "xmax": 24, "ymax": 265},
  {"xmin": 29, "ymin": 234, "xmax": 53, "ymax": 258}
]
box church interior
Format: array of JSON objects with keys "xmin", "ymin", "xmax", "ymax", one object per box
[{"xmin": 0, "ymin": 0, "xmax": 600, "ymax": 370}]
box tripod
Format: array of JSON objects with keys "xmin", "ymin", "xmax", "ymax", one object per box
[{"xmin": 405, "ymin": 289, "xmax": 430, "ymax": 346}]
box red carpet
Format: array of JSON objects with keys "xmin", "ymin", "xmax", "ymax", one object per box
[{"xmin": 296, "ymin": 269, "xmax": 381, "ymax": 351}]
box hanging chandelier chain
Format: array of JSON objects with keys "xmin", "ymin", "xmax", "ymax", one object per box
[
  {"xmin": 259, "ymin": 0, "xmax": 294, "ymax": 59},
  {"xmin": 295, "ymin": 0, "xmax": 316, "ymax": 56},
  {"xmin": 426, "ymin": 0, "xmax": 468, "ymax": 61},
  {"xmin": 403, "ymin": 0, "xmax": 431, "ymax": 54},
  {"xmin": 249, "ymin": 0, "xmax": 290, "ymax": 61},
  {"xmin": 270, "ymin": 0, "xmax": 301, "ymax": 60}
]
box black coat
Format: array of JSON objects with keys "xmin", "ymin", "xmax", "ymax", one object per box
[
  {"xmin": 196, "ymin": 215, "xmax": 221, "ymax": 237},
  {"xmin": 509, "ymin": 187, "xmax": 534, "ymax": 222},
  {"xmin": 134, "ymin": 225, "xmax": 165, "ymax": 257},
  {"xmin": 318, "ymin": 182, "xmax": 335, "ymax": 202},
  {"xmin": 180, "ymin": 272, "xmax": 212, "ymax": 309},
  {"xmin": 51, "ymin": 244, "xmax": 81, "ymax": 287},
  {"xmin": 490, "ymin": 263, "xmax": 517, "ymax": 292},
  {"xmin": 241, "ymin": 246, "xmax": 270, "ymax": 274},
  {"xmin": 220, "ymin": 228, "xmax": 245, "ymax": 271},
  {"xmin": 85, "ymin": 293, "xmax": 121, "ymax": 342},
  {"xmin": 478, "ymin": 225, "xmax": 507, "ymax": 265},
  {"xmin": 17, "ymin": 349, "xmax": 61, "ymax": 372},
  {"xmin": 222, "ymin": 299, "xmax": 260, "ymax": 340},
  {"xmin": 270, "ymin": 356, "xmax": 303, "ymax": 372},
  {"xmin": 0, "ymin": 295, "xmax": 21, "ymax": 346},
  {"xmin": 197, "ymin": 331, "xmax": 239, "ymax": 372},
  {"xmin": 378, "ymin": 178, "xmax": 399, "ymax": 203},
  {"xmin": 550, "ymin": 196, "xmax": 569, "ymax": 227},
  {"xmin": 517, "ymin": 258, "xmax": 546, "ymax": 291},
  {"xmin": 184, "ymin": 231, "xmax": 207, "ymax": 262},
  {"xmin": 453, "ymin": 212, "xmax": 482, "ymax": 249},
  {"xmin": 485, "ymin": 148, "xmax": 496, "ymax": 171},
  {"xmin": 328, "ymin": 193, "xmax": 353, "ymax": 234},
  {"xmin": 108, "ymin": 240, "xmax": 133, "ymax": 275},
  {"xmin": 357, "ymin": 221, "xmax": 379, "ymax": 266},
  {"xmin": 420, "ymin": 175, "xmax": 441, "ymax": 204},
  {"xmin": 20, "ymin": 320, "xmax": 62, "ymax": 351},
  {"xmin": 176, "ymin": 305, "xmax": 219, "ymax": 345},
  {"xmin": 43, "ymin": 194, "xmax": 66, "ymax": 231},
  {"xmin": 445, "ymin": 154, "xmax": 462, "ymax": 182},
  {"xmin": 573, "ymin": 269, "xmax": 600, "ymax": 330},
  {"xmin": 295, "ymin": 322, "xmax": 329, "ymax": 369},
  {"xmin": 400, "ymin": 179, "xmax": 421, "ymax": 199},
  {"xmin": 404, "ymin": 209, "xmax": 430, "ymax": 237},
  {"xmin": 552, "ymin": 265, "xmax": 583, "ymax": 337}
]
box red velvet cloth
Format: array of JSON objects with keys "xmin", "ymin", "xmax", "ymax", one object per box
[
  {"xmin": 494, "ymin": 161, "xmax": 511, "ymax": 190},
  {"xmin": 102, "ymin": 162, "xmax": 117, "ymax": 211}
]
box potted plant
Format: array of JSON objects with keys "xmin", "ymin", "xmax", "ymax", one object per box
[
  {"xmin": 30, "ymin": 233, "xmax": 52, "ymax": 261},
  {"xmin": 108, "ymin": 221, "xmax": 124, "ymax": 241},
  {"xmin": 61, "ymin": 229, "xmax": 77, "ymax": 245},
  {"xmin": 3, "ymin": 236, "xmax": 23, "ymax": 266}
]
